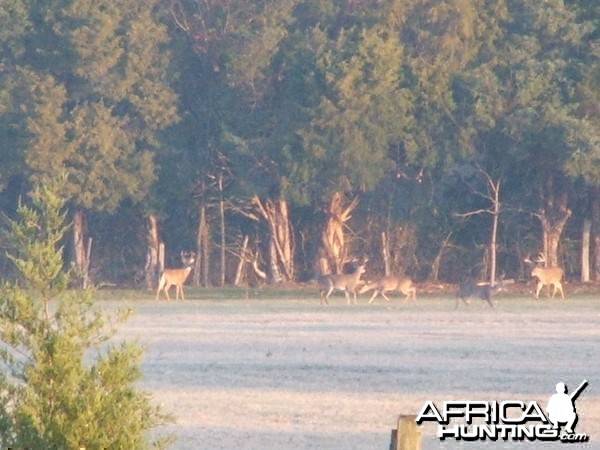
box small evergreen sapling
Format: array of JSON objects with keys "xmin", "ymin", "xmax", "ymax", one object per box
[{"xmin": 0, "ymin": 177, "xmax": 174, "ymax": 449}]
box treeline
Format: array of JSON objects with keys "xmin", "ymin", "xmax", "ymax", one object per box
[{"xmin": 0, "ymin": 0, "xmax": 599, "ymax": 288}]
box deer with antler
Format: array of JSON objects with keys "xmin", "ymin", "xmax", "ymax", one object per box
[
  {"xmin": 524, "ymin": 253, "xmax": 565, "ymax": 300},
  {"xmin": 156, "ymin": 251, "xmax": 196, "ymax": 300},
  {"xmin": 317, "ymin": 259, "xmax": 367, "ymax": 305}
]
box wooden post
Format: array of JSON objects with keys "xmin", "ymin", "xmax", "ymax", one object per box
[{"xmin": 390, "ymin": 415, "xmax": 421, "ymax": 450}]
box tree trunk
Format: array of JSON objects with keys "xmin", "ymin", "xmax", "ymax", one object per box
[
  {"xmin": 591, "ymin": 186, "xmax": 600, "ymax": 281},
  {"xmin": 431, "ymin": 231, "xmax": 453, "ymax": 283},
  {"xmin": 536, "ymin": 193, "xmax": 571, "ymax": 268},
  {"xmin": 582, "ymin": 219, "xmax": 591, "ymax": 283},
  {"xmin": 253, "ymin": 196, "xmax": 294, "ymax": 283},
  {"xmin": 73, "ymin": 209, "xmax": 92, "ymax": 289},
  {"xmin": 193, "ymin": 204, "xmax": 210, "ymax": 287},
  {"xmin": 218, "ymin": 173, "xmax": 226, "ymax": 286},
  {"xmin": 488, "ymin": 180, "xmax": 501, "ymax": 285},
  {"xmin": 595, "ymin": 233, "xmax": 600, "ymax": 282},
  {"xmin": 381, "ymin": 232, "xmax": 390, "ymax": 276},
  {"xmin": 453, "ymin": 168, "xmax": 501, "ymax": 284},
  {"xmin": 318, "ymin": 192, "xmax": 358, "ymax": 275},
  {"xmin": 234, "ymin": 235, "xmax": 249, "ymax": 286},
  {"xmin": 536, "ymin": 177, "xmax": 572, "ymax": 267},
  {"xmin": 144, "ymin": 213, "xmax": 161, "ymax": 290}
]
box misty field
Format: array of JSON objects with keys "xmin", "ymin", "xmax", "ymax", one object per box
[{"xmin": 108, "ymin": 289, "xmax": 600, "ymax": 450}]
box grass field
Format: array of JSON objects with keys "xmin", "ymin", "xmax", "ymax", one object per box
[{"xmin": 105, "ymin": 287, "xmax": 600, "ymax": 449}]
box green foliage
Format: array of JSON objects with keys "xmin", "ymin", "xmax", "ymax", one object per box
[
  {"xmin": 2, "ymin": 0, "xmax": 600, "ymax": 283},
  {"xmin": 297, "ymin": 21, "xmax": 409, "ymax": 199},
  {"xmin": 0, "ymin": 177, "xmax": 174, "ymax": 449},
  {"xmin": 0, "ymin": 0, "xmax": 179, "ymax": 212}
]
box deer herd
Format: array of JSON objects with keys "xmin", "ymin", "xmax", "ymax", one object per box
[
  {"xmin": 155, "ymin": 251, "xmax": 567, "ymax": 306},
  {"xmin": 315, "ymin": 252, "xmax": 566, "ymax": 307}
]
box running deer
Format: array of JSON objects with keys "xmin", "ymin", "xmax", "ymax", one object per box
[
  {"xmin": 456, "ymin": 275, "xmax": 505, "ymax": 309},
  {"xmin": 318, "ymin": 261, "xmax": 367, "ymax": 305},
  {"xmin": 156, "ymin": 251, "xmax": 196, "ymax": 300},
  {"xmin": 359, "ymin": 276, "xmax": 416, "ymax": 303},
  {"xmin": 524, "ymin": 253, "xmax": 565, "ymax": 299}
]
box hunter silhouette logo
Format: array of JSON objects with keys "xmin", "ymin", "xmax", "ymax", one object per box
[
  {"xmin": 547, "ymin": 380, "xmax": 588, "ymax": 436},
  {"xmin": 416, "ymin": 379, "xmax": 590, "ymax": 443}
]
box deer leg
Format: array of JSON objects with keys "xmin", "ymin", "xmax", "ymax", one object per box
[
  {"xmin": 345, "ymin": 288, "xmax": 358, "ymax": 305},
  {"xmin": 381, "ymin": 291, "xmax": 391, "ymax": 302},
  {"xmin": 552, "ymin": 282, "xmax": 565, "ymax": 299},
  {"xmin": 400, "ymin": 289, "xmax": 410, "ymax": 302},
  {"xmin": 368, "ymin": 290, "xmax": 379, "ymax": 304},
  {"xmin": 319, "ymin": 285, "xmax": 331, "ymax": 305},
  {"xmin": 455, "ymin": 294, "xmax": 468, "ymax": 309},
  {"xmin": 319, "ymin": 287, "xmax": 326, "ymax": 304},
  {"xmin": 160, "ymin": 282, "xmax": 170, "ymax": 301},
  {"xmin": 319, "ymin": 293, "xmax": 328, "ymax": 306},
  {"xmin": 323, "ymin": 286, "xmax": 334, "ymax": 304}
]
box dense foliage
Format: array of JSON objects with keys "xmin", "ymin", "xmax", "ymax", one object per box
[{"xmin": 0, "ymin": 0, "xmax": 599, "ymax": 284}]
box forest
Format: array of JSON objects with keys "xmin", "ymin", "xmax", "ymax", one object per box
[{"xmin": 0, "ymin": 0, "xmax": 599, "ymax": 289}]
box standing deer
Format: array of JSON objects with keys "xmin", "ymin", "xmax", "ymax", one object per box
[
  {"xmin": 359, "ymin": 276, "xmax": 416, "ymax": 303},
  {"xmin": 456, "ymin": 275, "xmax": 505, "ymax": 309},
  {"xmin": 524, "ymin": 253, "xmax": 565, "ymax": 299},
  {"xmin": 156, "ymin": 251, "xmax": 196, "ymax": 300},
  {"xmin": 318, "ymin": 261, "xmax": 367, "ymax": 305}
]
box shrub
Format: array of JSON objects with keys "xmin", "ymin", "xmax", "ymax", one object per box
[{"xmin": 0, "ymin": 177, "xmax": 174, "ymax": 449}]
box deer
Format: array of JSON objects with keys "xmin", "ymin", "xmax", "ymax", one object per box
[
  {"xmin": 317, "ymin": 260, "xmax": 367, "ymax": 305},
  {"xmin": 523, "ymin": 253, "xmax": 565, "ymax": 300},
  {"xmin": 456, "ymin": 275, "xmax": 505, "ymax": 309},
  {"xmin": 156, "ymin": 251, "xmax": 196, "ymax": 300},
  {"xmin": 359, "ymin": 275, "xmax": 416, "ymax": 304}
]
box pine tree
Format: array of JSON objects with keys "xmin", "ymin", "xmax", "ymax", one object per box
[{"xmin": 0, "ymin": 176, "xmax": 174, "ymax": 449}]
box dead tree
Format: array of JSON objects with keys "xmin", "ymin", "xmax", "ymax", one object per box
[
  {"xmin": 144, "ymin": 213, "xmax": 161, "ymax": 290},
  {"xmin": 534, "ymin": 177, "xmax": 571, "ymax": 268},
  {"xmin": 455, "ymin": 167, "xmax": 502, "ymax": 285},
  {"xmin": 318, "ymin": 192, "xmax": 359, "ymax": 275},
  {"xmin": 252, "ymin": 196, "xmax": 295, "ymax": 283}
]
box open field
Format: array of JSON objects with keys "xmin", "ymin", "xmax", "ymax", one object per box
[{"xmin": 106, "ymin": 288, "xmax": 600, "ymax": 449}]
